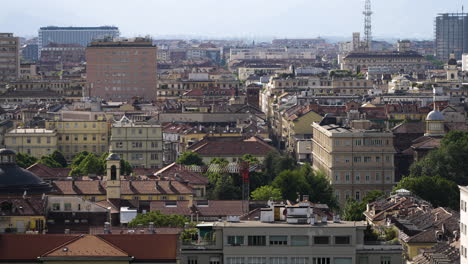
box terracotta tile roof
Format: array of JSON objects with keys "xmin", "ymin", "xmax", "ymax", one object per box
[
  {"xmin": 52, "ymin": 180, "xmax": 106, "ymax": 195},
  {"xmin": 392, "ymin": 122, "xmax": 425, "ymax": 134},
  {"xmin": 150, "ymin": 200, "xmax": 248, "ymax": 217},
  {"xmin": 51, "ymin": 180, "xmax": 193, "ymax": 196},
  {"xmin": 0, "ymin": 197, "xmax": 45, "ymax": 216},
  {"xmin": 155, "ymin": 163, "xmax": 209, "ymax": 186},
  {"xmin": 27, "ymin": 163, "xmax": 71, "ymax": 180},
  {"xmin": 99, "ymin": 234, "xmax": 177, "ymax": 261},
  {"xmin": 42, "ymin": 235, "xmax": 129, "ymax": 257},
  {"xmin": 0, "ymin": 234, "xmax": 79, "ymax": 261},
  {"xmin": 189, "ymin": 136, "xmax": 276, "ymax": 157},
  {"xmin": 120, "ymin": 180, "xmax": 193, "ymax": 195},
  {"xmin": 194, "ymin": 200, "xmax": 248, "ymax": 217}
]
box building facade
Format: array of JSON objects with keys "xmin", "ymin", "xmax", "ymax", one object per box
[
  {"xmin": 45, "ymin": 120, "xmax": 109, "ymax": 160},
  {"xmin": 461, "ymin": 186, "xmax": 468, "ymax": 263},
  {"xmin": 5, "ymin": 128, "xmax": 57, "ymax": 158},
  {"xmin": 86, "ymin": 38, "xmax": 157, "ymax": 101},
  {"xmin": 0, "ymin": 33, "xmax": 20, "ymax": 81},
  {"xmin": 181, "ymin": 204, "xmax": 402, "ymax": 264},
  {"xmin": 341, "ymin": 51, "xmax": 427, "ymax": 74},
  {"xmin": 435, "ymin": 13, "xmax": 468, "ymax": 61},
  {"xmin": 312, "ymin": 123, "xmax": 396, "ymax": 205},
  {"xmin": 109, "ymin": 117, "xmax": 163, "ymax": 169},
  {"xmin": 38, "ymin": 26, "xmax": 119, "ymax": 57}
]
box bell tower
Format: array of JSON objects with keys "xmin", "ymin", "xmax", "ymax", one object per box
[
  {"xmin": 106, "ymin": 153, "xmax": 121, "ymax": 200},
  {"xmin": 446, "ymin": 53, "xmax": 458, "ymax": 81}
]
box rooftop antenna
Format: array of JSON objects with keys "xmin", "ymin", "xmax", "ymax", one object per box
[{"xmin": 363, "ymin": 0, "xmax": 373, "ymax": 51}]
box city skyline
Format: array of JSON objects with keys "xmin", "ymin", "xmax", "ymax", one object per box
[{"xmin": 1, "ymin": 0, "xmax": 466, "ymax": 40}]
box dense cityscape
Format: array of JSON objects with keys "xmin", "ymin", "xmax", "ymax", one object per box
[{"xmin": 0, "ymin": 0, "xmax": 468, "ymax": 263}]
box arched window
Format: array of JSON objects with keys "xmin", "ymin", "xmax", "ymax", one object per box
[{"xmin": 110, "ymin": 165, "xmax": 117, "ymax": 180}]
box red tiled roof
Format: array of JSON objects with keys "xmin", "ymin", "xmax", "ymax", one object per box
[
  {"xmin": 99, "ymin": 234, "xmax": 177, "ymax": 261},
  {"xmin": 189, "ymin": 136, "xmax": 276, "ymax": 157},
  {"xmin": 52, "ymin": 180, "xmax": 193, "ymax": 196},
  {"xmin": 150, "ymin": 200, "xmax": 193, "ymax": 215},
  {"xmin": 0, "ymin": 197, "xmax": 45, "ymax": 216},
  {"xmin": 0, "ymin": 234, "xmax": 79, "ymax": 261},
  {"xmin": 150, "ymin": 200, "xmax": 248, "ymax": 217},
  {"xmin": 42, "ymin": 235, "xmax": 129, "ymax": 258},
  {"xmin": 27, "ymin": 163, "xmax": 71, "ymax": 180},
  {"xmin": 155, "ymin": 163, "xmax": 209, "ymax": 186}
]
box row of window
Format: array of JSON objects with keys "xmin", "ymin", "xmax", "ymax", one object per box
[
  {"xmin": 11, "ymin": 136, "xmax": 52, "ymax": 144},
  {"xmin": 227, "ymin": 235, "xmax": 350, "ymax": 246},
  {"xmin": 334, "ymin": 171, "xmax": 392, "ymax": 184},
  {"xmin": 334, "ymin": 139, "xmax": 390, "ymax": 147},
  {"xmin": 114, "ymin": 128, "xmax": 160, "ymax": 135},
  {"xmin": 54, "ymin": 122, "xmax": 105, "ymax": 129},
  {"xmin": 114, "ymin": 141, "xmax": 160, "ymax": 149},
  {"xmin": 336, "ymin": 155, "xmax": 392, "ymax": 163},
  {"xmin": 58, "ymin": 144, "xmax": 106, "ymax": 153},
  {"xmin": 188, "ymin": 256, "xmax": 392, "ymax": 264},
  {"xmin": 59, "ymin": 134, "xmax": 106, "ymax": 141}
]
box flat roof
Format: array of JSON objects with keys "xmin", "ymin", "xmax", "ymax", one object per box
[
  {"xmin": 40, "ymin": 26, "xmax": 119, "ymax": 30},
  {"xmin": 209, "ymin": 220, "xmax": 366, "ymax": 228}
]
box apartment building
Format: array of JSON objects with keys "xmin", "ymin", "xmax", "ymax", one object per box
[
  {"xmin": 312, "ymin": 122, "xmax": 396, "ymax": 205},
  {"xmin": 5, "ymin": 128, "xmax": 57, "ymax": 158},
  {"xmin": 461, "ymin": 186, "xmax": 468, "ymax": 263},
  {"xmin": 229, "ymin": 47, "xmax": 317, "ymax": 61},
  {"xmin": 0, "ymin": 33, "xmax": 20, "ymax": 81},
  {"xmin": 86, "ymin": 37, "xmax": 157, "ymax": 101},
  {"xmin": 181, "ymin": 203, "xmax": 402, "ymax": 264},
  {"xmin": 435, "ymin": 13, "xmax": 468, "ymax": 60},
  {"xmin": 109, "ymin": 116, "xmax": 163, "ymax": 169},
  {"xmin": 341, "ymin": 51, "xmax": 427, "ymax": 74},
  {"xmin": 45, "ymin": 119, "xmax": 109, "ymax": 160}
]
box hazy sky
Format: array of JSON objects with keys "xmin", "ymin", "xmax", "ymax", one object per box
[{"xmin": 1, "ymin": 0, "xmax": 466, "ymax": 40}]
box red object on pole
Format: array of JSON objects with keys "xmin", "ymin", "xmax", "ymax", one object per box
[{"xmin": 240, "ymin": 161, "xmax": 249, "ymax": 182}]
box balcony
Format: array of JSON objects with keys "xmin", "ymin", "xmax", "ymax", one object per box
[{"xmin": 181, "ymin": 239, "xmax": 220, "ymax": 251}]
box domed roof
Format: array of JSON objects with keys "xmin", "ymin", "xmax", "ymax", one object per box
[
  {"xmin": 0, "ymin": 149, "xmax": 52, "ymax": 194},
  {"xmin": 106, "ymin": 153, "xmax": 121, "ymax": 161},
  {"xmin": 426, "ymin": 110, "xmax": 445, "ymax": 121},
  {"xmin": 448, "ymin": 58, "xmax": 457, "ymax": 66}
]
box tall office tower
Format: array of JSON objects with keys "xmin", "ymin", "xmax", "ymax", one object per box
[
  {"xmin": 38, "ymin": 26, "xmax": 119, "ymax": 57},
  {"xmin": 435, "ymin": 12, "xmax": 468, "ymax": 61},
  {"xmin": 0, "ymin": 33, "xmax": 20, "ymax": 81},
  {"xmin": 86, "ymin": 37, "xmax": 157, "ymax": 101}
]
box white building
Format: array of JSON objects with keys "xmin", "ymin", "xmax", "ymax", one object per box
[
  {"xmin": 462, "ymin": 53, "xmax": 468, "ymax": 72},
  {"xmin": 460, "ymin": 185, "xmax": 468, "ymax": 263}
]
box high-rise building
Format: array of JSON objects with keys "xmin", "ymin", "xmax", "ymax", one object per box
[
  {"xmin": 21, "ymin": 43, "xmax": 39, "ymax": 62},
  {"xmin": 38, "ymin": 26, "xmax": 119, "ymax": 57},
  {"xmin": 85, "ymin": 37, "xmax": 157, "ymax": 101},
  {"xmin": 0, "ymin": 33, "xmax": 20, "ymax": 81},
  {"xmin": 435, "ymin": 13, "xmax": 468, "ymax": 61}
]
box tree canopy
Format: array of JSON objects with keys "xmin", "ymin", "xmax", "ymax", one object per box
[
  {"xmin": 251, "ymin": 185, "xmax": 282, "ymax": 200},
  {"xmin": 176, "ymin": 151, "xmax": 204, "ymax": 166},
  {"xmin": 128, "ymin": 210, "xmax": 188, "ymax": 228},
  {"xmin": 342, "ymin": 190, "xmax": 385, "ymax": 221},
  {"xmin": 15, "ymin": 152, "xmax": 37, "ymax": 168}
]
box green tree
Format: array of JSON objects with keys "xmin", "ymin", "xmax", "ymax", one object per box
[
  {"xmin": 208, "ymin": 174, "xmax": 241, "ymax": 200},
  {"xmin": 120, "ymin": 159, "xmax": 133, "ymax": 176},
  {"xmin": 71, "ymin": 151, "xmax": 90, "ymax": 167},
  {"xmin": 128, "ymin": 210, "xmax": 188, "ymax": 227},
  {"xmin": 342, "ymin": 199, "xmax": 366, "ymax": 221},
  {"xmin": 272, "ymin": 170, "xmax": 309, "ymax": 201},
  {"xmin": 241, "ymin": 154, "xmax": 259, "ymax": 165},
  {"xmin": 251, "ymin": 185, "xmax": 282, "ymax": 200},
  {"xmin": 362, "ymin": 190, "xmax": 385, "ymax": 204},
  {"xmin": 38, "ymin": 155, "xmax": 63, "ymax": 168},
  {"xmin": 69, "ymin": 153, "xmax": 102, "ymax": 176},
  {"xmin": 176, "ymin": 151, "xmax": 204, "ymax": 166},
  {"xmin": 210, "ymin": 157, "xmax": 229, "ymax": 166},
  {"xmin": 410, "ymin": 131, "xmax": 468, "ymax": 185},
  {"xmin": 50, "ymin": 150, "xmax": 67, "ymax": 167},
  {"xmin": 303, "ymin": 168, "xmax": 339, "ymax": 209},
  {"xmin": 393, "ymin": 175, "xmax": 459, "ymax": 209},
  {"xmin": 15, "ymin": 152, "xmax": 38, "ymax": 168}
]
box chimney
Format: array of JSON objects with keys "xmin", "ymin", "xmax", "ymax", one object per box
[
  {"xmin": 148, "ymin": 222, "xmax": 155, "ymax": 234},
  {"xmin": 104, "ymin": 222, "xmax": 111, "ymax": 234}
]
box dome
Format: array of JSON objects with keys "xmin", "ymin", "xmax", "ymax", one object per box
[
  {"xmin": 106, "ymin": 153, "xmax": 121, "ymax": 161},
  {"xmin": 0, "ymin": 149, "xmax": 52, "ymax": 194},
  {"xmin": 447, "ymin": 58, "xmax": 457, "ymax": 66},
  {"xmin": 426, "ymin": 110, "xmax": 445, "ymax": 121}
]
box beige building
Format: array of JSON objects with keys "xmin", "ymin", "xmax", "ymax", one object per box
[
  {"xmin": 181, "ymin": 203, "xmax": 403, "ymax": 264},
  {"xmin": 5, "ymin": 128, "xmax": 57, "ymax": 158},
  {"xmin": 341, "ymin": 51, "xmax": 427, "ymax": 74},
  {"xmin": 45, "ymin": 119, "xmax": 109, "ymax": 160},
  {"xmin": 109, "ymin": 116, "xmax": 163, "ymax": 169},
  {"xmin": 312, "ymin": 122, "xmax": 396, "ymax": 205},
  {"xmin": 0, "ymin": 33, "xmax": 20, "ymax": 81}
]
